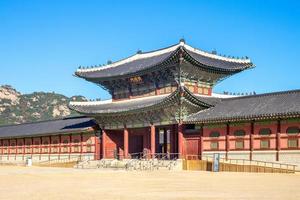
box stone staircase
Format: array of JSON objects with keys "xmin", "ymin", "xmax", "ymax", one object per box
[{"xmin": 74, "ymin": 158, "xmax": 182, "ymax": 171}]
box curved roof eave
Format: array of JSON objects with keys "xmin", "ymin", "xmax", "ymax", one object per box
[{"xmin": 74, "ymin": 40, "xmax": 253, "ymax": 81}]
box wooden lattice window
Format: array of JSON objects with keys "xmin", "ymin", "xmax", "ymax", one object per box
[
  {"xmin": 287, "ymin": 127, "xmax": 300, "ymax": 135},
  {"xmin": 73, "ymin": 139, "xmax": 80, "ymax": 152},
  {"xmin": 235, "ymin": 141, "xmax": 244, "ymax": 149},
  {"xmin": 43, "ymin": 141, "xmax": 49, "ymax": 153},
  {"xmin": 234, "ymin": 130, "xmax": 246, "ymax": 137},
  {"xmin": 288, "ymin": 139, "xmax": 298, "ymax": 148},
  {"xmin": 259, "ymin": 128, "xmax": 272, "ymax": 136},
  {"xmin": 63, "ymin": 140, "xmax": 69, "ymax": 153},
  {"xmin": 260, "ymin": 140, "xmax": 270, "ymax": 149},
  {"xmin": 203, "ymin": 88, "xmax": 209, "ymax": 95},
  {"xmin": 10, "ymin": 142, "xmax": 16, "ymax": 153},
  {"xmin": 187, "ymin": 84, "xmax": 194, "ymax": 92},
  {"xmin": 210, "ymin": 142, "xmax": 219, "ymax": 150},
  {"xmin": 86, "ymin": 138, "xmax": 93, "ymax": 152},
  {"xmin": 3, "ymin": 143, "xmax": 8, "ymax": 154},
  {"xmin": 25, "ymin": 141, "xmax": 31, "ymax": 153},
  {"xmin": 52, "ymin": 140, "xmax": 58, "ymax": 153},
  {"xmin": 17, "ymin": 143, "xmax": 23, "ymax": 153}
]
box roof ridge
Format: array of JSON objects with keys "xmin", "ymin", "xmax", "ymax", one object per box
[
  {"xmin": 183, "ymin": 43, "xmax": 251, "ymax": 63},
  {"xmin": 0, "ymin": 115, "xmax": 89, "ymax": 128},
  {"xmin": 76, "ymin": 42, "xmax": 181, "ymax": 74},
  {"xmin": 222, "ymin": 89, "xmax": 300, "ymax": 101}
]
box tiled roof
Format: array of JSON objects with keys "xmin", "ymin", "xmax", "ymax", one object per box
[
  {"xmin": 0, "ymin": 116, "xmax": 97, "ymax": 139},
  {"xmin": 75, "ymin": 41, "xmax": 253, "ymax": 80},
  {"xmin": 77, "ymin": 50, "xmax": 174, "ymax": 79},
  {"xmin": 185, "ymin": 90, "xmax": 300, "ymax": 123},
  {"xmin": 69, "ymin": 87, "xmax": 218, "ymax": 115},
  {"xmin": 69, "ymin": 95, "xmax": 169, "ymax": 114}
]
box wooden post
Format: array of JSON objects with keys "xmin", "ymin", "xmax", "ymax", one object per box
[
  {"xmin": 150, "ymin": 124, "xmax": 155, "ymax": 158},
  {"xmin": 23, "ymin": 138, "xmax": 25, "ymax": 161},
  {"xmin": 8, "ymin": 139, "xmax": 10, "ymax": 160},
  {"xmin": 80, "ymin": 133, "xmax": 83, "ymax": 160},
  {"xmin": 124, "ymin": 126, "xmax": 129, "ymax": 159},
  {"xmin": 69, "ymin": 134, "xmax": 72, "ymax": 160},
  {"xmin": 48, "ymin": 136, "xmax": 51, "ymax": 161},
  {"xmin": 178, "ymin": 123, "xmax": 184, "ymax": 158},
  {"xmin": 39, "ymin": 137, "xmax": 42, "ymax": 161},
  {"xmin": 250, "ymin": 121, "xmax": 254, "ymax": 161},
  {"xmin": 200, "ymin": 125, "xmax": 203, "ymax": 160},
  {"xmin": 226, "ymin": 123, "xmax": 230, "ymax": 160},
  {"xmin": 102, "ymin": 129, "xmax": 107, "ymax": 159},
  {"xmin": 31, "ymin": 137, "xmax": 34, "ymax": 160},
  {"xmin": 58, "ymin": 135, "xmax": 62, "ymax": 160},
  {"xmin": 0, "ymin": 140, "xmax": 2, "ymax": 160},
  {"xmin": 276, "ymin": 120, "xmax": 281, "ymax": 161}
]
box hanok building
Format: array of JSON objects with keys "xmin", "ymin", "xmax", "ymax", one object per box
[
  {"xmin": 0, "ymin": 117, "xmax": 100, "ymax": 162},
  {"xmin": 69, "ymin": 39, "xmax": 300, "ymax": 165},
  {"xmin": 1, "ymin": 39, "xmax": 300, "ymax": 166}
]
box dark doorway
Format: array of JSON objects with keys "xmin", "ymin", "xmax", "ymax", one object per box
[{"xmin": 129, "ymin": 135, "xmax": 143, "ymax": 157}]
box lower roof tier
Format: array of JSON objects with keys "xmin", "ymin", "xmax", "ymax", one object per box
[
  {"xmin": 69, "ymin": 88, "xmax": 300, "ymax": 124},
  {"xmin": 186, "ymin": 89, "xmax": 300, "ymax": 123},
  {"xmin": 68, "ymin": 86, "xmax": 220, "ymax": 115},
  {"xmin": 0, "ymin": 117, "xmax": 97, "ymax": 139}
]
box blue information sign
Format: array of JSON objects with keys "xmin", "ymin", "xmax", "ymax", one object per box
[{"xmin": 213, "ymin": 153, "xmax": 220, "ymax": 172}]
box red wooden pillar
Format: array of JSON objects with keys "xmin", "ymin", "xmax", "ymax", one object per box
[
  {"xmin": 23, "ymin": 138, "xmax": 25, "ymax": 160},
  {"xmin": 225, "ymin": 123, "xmax": 230, "ymax": 160},
  {"xmin": 94, "ymin": 134, "xmax": 101, "ymax": 160},
  {"xmin": 250, "ymin": 121, "xmax": 254, "ymax": 161},
  {"xmin": 48, "ymin": 136, "xmax": 51, "ymax": 161},
  {"xmin": 69, "ymin": 134, "xmax": 72, "ymax": 160},
  {"xmin": 39, "ymin": 137, "xmax": 42, "ymax": 161},
  {"xmin": 102, "ymin": 129, "xmax": 107, "ymax": 159},
  {"xmin": 0, "ymin": 140, "xmax": 2, "ymax": 159},
  {"xmin": 31, "ymin": 137, "xmax": 34, "ymax": 160},
  {"xmin": 150, "ymin": 124, "xmax": 155, "ymax": 158},
  {"xmin": 276, "ymin": 120, "xmax": 281, "ymax": 161},
  {"xmin": 124, "ymin": 126, "xmax": 129, "ymax": 159},
  {"xmin": 80, "ymin": 133, "xmax": 83, "ymax": 160},
  {"xmin": 58, "ymin": 135, "xmax": 62, "ymax": 160},
  {"xmin": 8, "ymin": 140, "xmax": 10, "ymax": 160},
  {"xmin": 199, "ymin": 125, "xmax": 203, "ymax": 160},
  {"xmin": 178, "ymin": 123, "xmax": 184, "ymax": 158}
]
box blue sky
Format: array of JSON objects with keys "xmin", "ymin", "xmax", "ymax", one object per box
[{"xmin": 0, "ymin": 0, "xmax": 299, "ymax": 100}]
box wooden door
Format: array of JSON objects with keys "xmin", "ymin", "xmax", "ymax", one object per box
[{"xmin": 129, "ymin": 135, "xmax": 143, "ymax": 155}]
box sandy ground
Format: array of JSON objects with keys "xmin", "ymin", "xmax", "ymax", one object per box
[{"xmin": 0, "ymin": 166, "xmax": 299, "ymax": 200}]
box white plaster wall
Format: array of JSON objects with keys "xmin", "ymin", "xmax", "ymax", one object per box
[
  {"xmin": 279, "ymin": 151, "xmax": 300, "ymax": 166},
  {"xmin": 252, "ymin": 151, "xmax": 277, "ymax": 162},
  {"xmin": 228, "ymin": 151, "xmax": 250, "ymax": 160},
  {"xmin": 203, "ymin": 151, "xmax": 226, "ymax": 159}
]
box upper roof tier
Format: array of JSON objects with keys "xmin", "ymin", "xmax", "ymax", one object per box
[{"xmin": 75, "ymin": 39, "xmax": 254, "ymax": 81}]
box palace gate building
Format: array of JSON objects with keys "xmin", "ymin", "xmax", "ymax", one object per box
[
  {"xmin": 0, "ymin": 39, "xmax": 300, "ymax": 166},
  {"xmin": 69, "ymin": 39, "xmax": 300, "ymax": 164}
]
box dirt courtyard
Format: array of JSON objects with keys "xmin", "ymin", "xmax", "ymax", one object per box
[{"xmin": 0, "ymin": 166, "xmax": 299, "ymax": 200}]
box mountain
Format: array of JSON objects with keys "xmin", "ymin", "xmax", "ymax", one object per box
[{"xmin": 0, "ymin": 85, "xmax": 87, "ymax": 126}]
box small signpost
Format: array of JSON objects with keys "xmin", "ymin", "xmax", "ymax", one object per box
[{"xmin": 213, "ymin": 153, "xmax": 220, "ymax": 172}]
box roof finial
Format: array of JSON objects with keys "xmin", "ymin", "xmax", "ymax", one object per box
[
  {"xmin": 107, "ymin": 60, "xmax": 112, "ymax": 65},
  {"xmin": 179, "ymin": 38, "xmax": 185, "ymax": 44},
  {"xmin": 212, "ymin": 48, "xmax": 217, "ymax": 55},
  {"xmin": 137, "ymin": 49, "xmax": 142, "ymax": 54}
]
